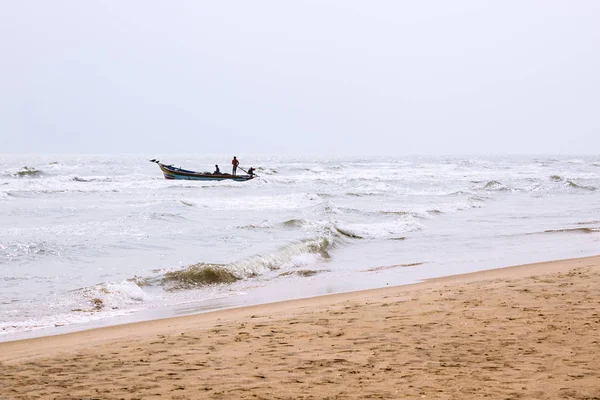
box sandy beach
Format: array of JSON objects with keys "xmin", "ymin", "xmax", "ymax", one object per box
[{"xmin": 1, "ymin": 255, "xmax": 599, "ymax": 399}]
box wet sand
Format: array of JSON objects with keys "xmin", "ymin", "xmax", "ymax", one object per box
[{"xmin": 1, "ymin": 255, "xmax": 599, "ymax": 399}]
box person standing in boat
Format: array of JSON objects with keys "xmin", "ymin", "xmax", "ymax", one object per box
[{"xmin": 232, "ymin": 156, "xmax": 239, "ymax": 175}]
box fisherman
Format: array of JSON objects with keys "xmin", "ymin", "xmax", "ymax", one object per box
[
  {"xmin": 214, "ymin": 164, "xmax": 221, "ymax": 174},
  {"xmin": 248, "ymin": 167, "xmax": 255, "ymax": 176},
  {"xmin": 232, "ymin": 156, "xmax": 239, "ymax": 175}
]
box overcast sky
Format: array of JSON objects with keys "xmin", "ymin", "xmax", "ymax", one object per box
[{"xmin": 1, "ymin": 1, "xmax": 598, "ymax": 155}]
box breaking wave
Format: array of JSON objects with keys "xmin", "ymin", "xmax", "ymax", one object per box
[
  {"xmin": 131, "ymin": 235, "xmax": 339, "ymax": 291},
  {"xmin": 564, "ymin": 180, "xmax": 596, "ymax": 191},
  {"xmin": 334, "ymin": 226, "xmax": 364, "ymax": 239},
  {"xmin": 76, "ymin": 281, "xmax": 150, "ymax": 312},
  {"xmin": 10, "ymin": 166, "xmax": 44, "ymax": 178},
  {"xmin": 162, "ymin": 264, "xmax": 239, "ymax": 289},
  {"xmin": 282, "ymin": 219, "xmax": 306, "ymax": 228},
  {"xmin": 243, "ymin": 215, "xmax": 425, "ymax": 241},
  {"xmin": 481, "ymin": 180, "xmax": 510, "ymax": 191},
  {"xmin": 334, "ymin": 217, "xmax": 424, "ymax": 240}
]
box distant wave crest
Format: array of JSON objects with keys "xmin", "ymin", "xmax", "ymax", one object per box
[
  {"xmin": 544, "ymin": 227, "xmax": 599, "ymax": 234},
  {"xmin": 12, "ymin": 166, "xmax": 44, "ymax": 178},
  {"xmin": 482, "ymin": 180, "xmax": 510, "ymax": 191},
  {"xmin": 564, "ymin": 180, "xmax": 596, "ymax": 191},
  {"xmin": 550, "ymin": 175, "xmax": 563, "ymax": 182}
]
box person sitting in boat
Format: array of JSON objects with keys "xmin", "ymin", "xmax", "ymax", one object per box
[
  {"xmin": 214, "ymin": 165, "xmax": 221, "ymax": 174},
  {"xmin": 248, "ymin": 167, "xmax": 255, "ymax": 176}
]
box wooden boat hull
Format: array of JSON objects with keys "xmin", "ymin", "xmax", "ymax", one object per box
[{"xmin": 157, "ymin": 163, "xmax": 254, "ymax": 182}]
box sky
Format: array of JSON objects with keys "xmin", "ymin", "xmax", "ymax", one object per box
[{"xmin": 0, "ymin": 1, "xmax": 599, "ymax": 155}]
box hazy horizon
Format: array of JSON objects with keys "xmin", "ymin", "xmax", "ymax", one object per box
[{"xmin": 1, "ymin": 1, "xmax": 599, "ymax": 156}]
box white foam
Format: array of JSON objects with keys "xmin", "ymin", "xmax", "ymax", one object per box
[
  {"xmin": 180, "ymin": 192, "xmax": 323, "ymax": 211},
  {"xmin": 78, "ymin": 281, "xmax": 152, "ymax": 310},
  {"xmin": 336, "ymin": 217, "xmax": 424, "ymax": 239},
  {"xmin": 281, "ymin": 253, "xmax": 322, "ymax": 269}
]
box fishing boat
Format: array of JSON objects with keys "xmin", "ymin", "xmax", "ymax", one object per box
[{"xmin": 150, "ymin": 160, "xmax": 255, "ymax": 182}]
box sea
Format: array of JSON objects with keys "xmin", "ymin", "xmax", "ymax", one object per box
[{"xmin": 1, "ymin": 155, "xmax": 599, "ymax": 341}]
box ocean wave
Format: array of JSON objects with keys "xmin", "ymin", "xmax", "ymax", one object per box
[
  {"xmin": 238, "ymin": 220, "xmax": 275, "ymax": 230},
  {"xmin": 133, "ymin": 235, "xmax": 339, "ymax": 291},
  {"xmin": 481, "ymin": 180, "xmax": 510, "ymax": 191},
  {"xmin": 71, "ymin": 176, "xmax": 115, "ymax": 183},
  {"xmin": 148, "ymin": 212, "xmax": 188, "ymax": 221},
  {"xmin": 327, "ymin": 200, "xmax": 481, "ymax": 218},
  {"xmin": 445, "ymin": 190, "xmax": 475, "ymax": 196},
  {"xmin": 244, "ymin": 211, "xmax": 431, "ymax": 242},
  {"xmin": 4, "ymin": 188, "xmax": 121, "ymax": 198},
  {"xmin": 76, "ymin": 281, "xmax": 151, "ymax": 311},
  {"xmin": 345, "ymin": 192, "xmax": 380, "ymax": 197},
  {"xmin": 334, "ymin": 226, "xmax": 364, "ymax": 239},
  {"xmin": 550, "ymin": 175, "xmax": 563, "ymax": 182},
  {"xmin": 161, "ymin": 263, "xmax": 239, "ymax": 289},
  {"xmin": 238, "ymin": 217, "xmax": 332, "ymax": 230},
  {"xmin": 282, "ymin": 219, "xmax": 306, "ymax": 228},
  {"xmin": 256, "ymin": 167, "xmax": 278, "ymax": 175},
  {"xmin": 334, "ymin": 217, "xmax": 423, "ymax": 240},
  {"xmin": 323, "ymin": 205, "xmax": 343, "ymax": 214},
  {"xmin": 177, "ymin": 193, "xmax": 322, "ymax": 211},
  {"xmin": 564, "ymin": 180, "xmax": 596, "ymax": 191},
  {"xmin": 5, "ymin": 166, "xmax": 45, "ymax": 178},
  {"xmin": 543, "ymin": 227, "xmax": 599, "ymax": 234},
  {"xmin": 534, "ymin": 158, "xmax": 560, "ymax": 164},
  {"xmin": 331, "ymin": 206, "xmax": 417, "ymax": 218},
  {"xmin": 8, "ymin": 189, "xmax": 69, "ymax": 197}
]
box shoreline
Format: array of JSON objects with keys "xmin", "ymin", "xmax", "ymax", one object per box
[
  {"xmin": 2, "ymin": 254, "xmax": 599, "ymax": 399},
  {"xmin": 0, "ymin": 254, "xmax": 592, "ymax": 348},
  {"xmin": 2, "ymin": 254, "xmax": 598, "ymax": 356},
  {"xmin": 4, "ymin": 247, "xmax": 598, "ymax": 344}
]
